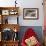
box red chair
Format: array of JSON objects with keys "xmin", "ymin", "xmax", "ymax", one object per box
[{"xmin": 21, "ymin": 28, "xmax": 41, "ymax": 46}]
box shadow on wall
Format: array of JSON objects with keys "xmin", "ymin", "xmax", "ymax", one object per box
[{"xmin": 18, "ymin": 26, "xmax": 43, "ymax": 44}]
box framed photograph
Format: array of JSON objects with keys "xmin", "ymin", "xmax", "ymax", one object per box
[
  {"xmin": 23, "ymin": 8, "xmax": 39, "ymax": 20},
  {"xmin": 2, "ymin": 10, "xmax": 9, "ymax": 15},
  {"xmin": 9, "ymin": 9, "xmax": 18, "ymax": 15}
]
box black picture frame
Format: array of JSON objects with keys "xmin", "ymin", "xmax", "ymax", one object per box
[{"xmin": 23, "ymin": 8, "xmax": 39, "ymax": 20}]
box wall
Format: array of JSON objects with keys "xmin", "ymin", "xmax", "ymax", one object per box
[
  {"xmin": 18, "ymin": 0, "xmax": 44, "ymax": 26},
  {"xmin": 0, "ymin": 0, "xmax": 44, "ymax": 26}
]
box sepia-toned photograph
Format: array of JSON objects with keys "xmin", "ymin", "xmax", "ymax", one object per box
[{"xmin": 23, "ymin": 8, "xmax": 39, "ymax": 20}]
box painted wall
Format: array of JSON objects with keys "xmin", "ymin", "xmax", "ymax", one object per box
[
  {"xmin": 0, "ymin": 0, "xmax": 44, "ymax": 26},
  {"xmin": 18, "ymin": 0, "xmax": 44, "ymax": 26}
]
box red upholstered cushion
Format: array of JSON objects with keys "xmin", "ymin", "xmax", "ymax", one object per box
[
  {"xmin": 21, "ymin": 28, "xmax": 41, "ymax": 46},
  {"xmin": 24, "ymin": 28, "xmax": 36, "ymax": 39}
]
